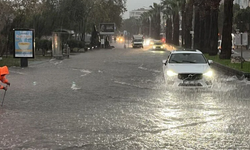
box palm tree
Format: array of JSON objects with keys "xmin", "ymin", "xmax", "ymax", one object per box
[
  {"xmin": 162, "ymin": 0, "xmax": 184, "ymax": 46},
  {"xmin": 140, "ymin": 12, "xmax": 151, "ymax": 36},
  {"xmin": 147, "ymin": 3, "xmax": 162, "ymax": 40},
  {"xmin": 220, "ymin": 0, "xmax": 233, "ymax": 59}
]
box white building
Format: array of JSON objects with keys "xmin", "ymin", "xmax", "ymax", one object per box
[
  {"xmin": 234, "ymin": 0, "xmax": 250, "ymax": 8},
  {"xmin": 220, "ymin": 0, "xmax": 250, "ymax": 9},
  {"xmin": 129, "ymin": 8, "xmax": 149, "ymax": 19}
]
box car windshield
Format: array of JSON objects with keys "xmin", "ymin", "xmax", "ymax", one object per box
[
  {"xmin": 169, "ymin": 53, "xmax": 207, "ymax": 63},
  {"xmin": 154, "ymin": 42, "xmax": 163, "ymax": 45},
  {"xmin": 134, "ymin": 39, "xmax": 143, "ymax": 42}
]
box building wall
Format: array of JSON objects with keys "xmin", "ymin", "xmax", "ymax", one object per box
[
  {"xmin": 234, "ymin": 0, "xmax": 250, "ymax": 9},
  {"xmin": 129, "ymin": 8, "xmax": 149, "ymax": 19}
]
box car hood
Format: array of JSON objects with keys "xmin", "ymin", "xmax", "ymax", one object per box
[{"xmin": 167, "ymin": 64, "xmax": 211, "ymax": 74}]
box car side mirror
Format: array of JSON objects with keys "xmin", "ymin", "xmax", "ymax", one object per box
[
  {"xmin": 208, "ymin": 60, "xmax": 213, "ymax": 64},
  {"xmin": 162, "ymin": 60, "xmax": 167, "ymax": 65}
]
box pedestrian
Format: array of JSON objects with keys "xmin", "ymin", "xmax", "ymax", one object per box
[{"xmin": 0, "ymin": 66, "xmax": 10, "ymax": 91}]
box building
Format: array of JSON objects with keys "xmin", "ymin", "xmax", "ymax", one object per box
[
  {"xmin": 234, "ymin": 0, "xmax": 250, "ymax": 8},
  {"xmin": 220, "ymin": 0, "xmax": 250, "ymax": 9},
  {"xmin": 129, "ymin": 8, "xmax": 149, "ymax": 19}
]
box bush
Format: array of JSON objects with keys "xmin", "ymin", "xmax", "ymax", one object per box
[
  {"xmin": 67, "ymin": 39, "xmax": 79, "ymax": 49},
  {"xmin": 36, "ymin": 39, "xmax": 52, "ymax": 51}
]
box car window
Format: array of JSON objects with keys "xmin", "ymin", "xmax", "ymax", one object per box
[
  {"xmin": 134, "ymin": 39, "xmax": 143, "ymax": 42},
  {"xmin": 169, "ymin": 53, "xmax": 207, "ymax": 63},
  {"xmin": 154, "ymin": 42, "xmax": 162, "ymax": 45}
]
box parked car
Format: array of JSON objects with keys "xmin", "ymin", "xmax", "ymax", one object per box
[
  {"xmin": 152, "ymin": 40, "xmax": 165, "ymax": 50},
  {"xmin": 162, "ymin": 49, "xmax": 214, "ymax": 88}
]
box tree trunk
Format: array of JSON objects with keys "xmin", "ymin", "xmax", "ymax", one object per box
[
  {"xmin": 209, "ymin": 0, "xmax": 220, "ymax": 56},
  {"xmin": 184, "ymin": 0, "xmax": 194, "ymax": 48},
  {"xmin": 156, "ymin": 13, "xmax": 161, "ymax": 40},
  {"xmin": 181, "ymin": 0, "xmax": 186, "ymax": 47},
  {"xmin": 166, "ymin": 17, "xmax": 173, "ymax": 44},
  {"xmin": 203, "ymin": 6, "xmax": 211, "ymax": 53},
  {"xmin": 181, "ymin": 11, "xmax": 186, "ymax": 46},
  {"xmin": 194, "ymin": 5, "xmax": 200, "ymax": 49},
  {"xmin": 173, "ymin": 11, "xmax": 180, "ymax": 46},
  {"xmin": 219, "ymin": 0, "xmax": 233, "ymax": 59}
]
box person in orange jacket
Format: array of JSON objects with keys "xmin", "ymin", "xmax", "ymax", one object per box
[{"xmin": 0, "ymin": 66, "xmax": 10, "ymax": 91}]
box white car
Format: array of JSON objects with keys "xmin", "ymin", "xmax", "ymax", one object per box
[
  {"xmin": 162, "ymin": 49, "xmax": 214, "ymax": 88},
  {"xmin": 152, "ymin": 40, "xmax": 165, "ymax": 50}
]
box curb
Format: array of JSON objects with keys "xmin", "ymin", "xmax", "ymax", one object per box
[{"xmin": 211, "ymin": 62, "xmax": 250, "ymax": 80}]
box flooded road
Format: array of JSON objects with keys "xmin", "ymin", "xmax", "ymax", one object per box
[{"xmin": 0, "ymin": 44, "xmax": 250, "ymax": 149}]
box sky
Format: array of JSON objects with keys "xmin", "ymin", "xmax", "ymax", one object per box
[{"xmin": 123, "ymin": 0, "xmax": 161, "ymax": 19}]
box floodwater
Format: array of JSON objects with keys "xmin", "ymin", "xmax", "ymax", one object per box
[{"xmin": 0, "ymin": 45, "xmax": 250, "ymax": 149}]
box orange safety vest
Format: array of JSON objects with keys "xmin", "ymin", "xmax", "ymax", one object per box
[{"xmin": 0, "ymin": 66, "xmax": 9, "ymax": 89}]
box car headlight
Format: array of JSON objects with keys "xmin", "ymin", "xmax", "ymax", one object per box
[
  {"xmin": 203, "ymin": 70, "xmax": 213, "ymax": 77},
  {"xmin": 167, "ymin": 70, "xmax": 178, "ymax": 77},
  {"xmin": 161, "ymin": 46, "xmax": 164, "ymax": 49},
  {"xmin": 153, "ymin": 46, "xmax": 156, "ymax": 49}
]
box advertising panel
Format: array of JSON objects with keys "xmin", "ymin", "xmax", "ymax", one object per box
[
  {"xmin": 99, "ymin": 23, "xmax": 115, "ymax": 35},
  {"xmin": 14, "ymin": 29, "xmax": 35, "ymax": 58}
]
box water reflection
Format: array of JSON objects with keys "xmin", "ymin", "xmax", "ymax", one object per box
[{"xmin": 142, "ymin": 74, "xmax": 250, "ymax": 149}]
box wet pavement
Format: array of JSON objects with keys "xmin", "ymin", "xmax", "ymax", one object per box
[{"xmin": 0, "ymin": 42, "xmax": 250, "ymax": 149}]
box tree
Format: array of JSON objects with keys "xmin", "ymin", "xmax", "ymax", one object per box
[
  {"xmin": 208, "ymin": 0, "xmax": 221, "ymax": 56},
  {"xmin": 184, "ymin": 0, "xmax": 194, "ymax": 48},
  {"xmin": 162, "ymin": 0, "xmax": 184, "ymax": 46},
  {"xmin": 147, "ymin": 3, "xmax": 162, "ymax": 39},
  {"xmin": 235, "ymin": 7, "xmax": 250, "ymax": 32},
  {"xmin": 220, "ymin": 0, "xmax": 233, "ymax": 59},
  {"xmin": 121, "ymin": 17, "xmax": 141, "ymax": 35},
  {"xmin": 0, "ymin": 0, "xmax": 127, "ymax": 53},
  {"xmin": 0, "ymin": 1, "xmax": 14, "ymax": 56}
]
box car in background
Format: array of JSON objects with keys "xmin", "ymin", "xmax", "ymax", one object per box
[
  {"xmin": 162, "ymin": 49, "xmax": 214, "ymax": 88},
  {"xmin": 152, "ymin": 40, "xmax": 165, "ymax": 50},
  {"xmin": 116, "ymin": 36, "xmax": 124, "ymax": 43}
]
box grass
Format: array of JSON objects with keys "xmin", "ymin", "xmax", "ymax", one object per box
[
  {"xmin": 205, "ymin": 54, "xmax": 250, "ymax": 73},
  {"xmin": 0, "ymin": 54, "xmax": 52, "ymax": 67}
]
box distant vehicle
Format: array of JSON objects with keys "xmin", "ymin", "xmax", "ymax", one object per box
[
  {"xmin": 117, "ymin": 36, "xmax": 124, "ymax": 43},
  {"xmin": 152, "ymin": 40, "xmax": 165, "ymax": 50},
  {"xmin": 162, "ymin": 49, "xmax": 214, "ymax": 88},
  {"xmin": 132, "ymin": 35, "xmax": 144, "ymax": 48}
]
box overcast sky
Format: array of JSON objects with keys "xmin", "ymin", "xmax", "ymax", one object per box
[{"xmin": 123, "ymin": 0, "xmax": 161, "ymax": 19}]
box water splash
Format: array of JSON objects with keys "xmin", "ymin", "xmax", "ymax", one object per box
[{"xmin": 71, "ymin": 81, "xmax": 81, "ymax": 90}]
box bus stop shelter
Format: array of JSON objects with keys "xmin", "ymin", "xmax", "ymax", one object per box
[{"xmin": 52, "ymin": 29, "xmax": 74, "ymax": 59}]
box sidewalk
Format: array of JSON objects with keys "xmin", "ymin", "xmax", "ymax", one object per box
[{"xmin": 233, "ymin": 47, "xmax": 250, "ymax": 62}]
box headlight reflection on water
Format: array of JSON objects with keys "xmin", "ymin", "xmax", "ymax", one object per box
[{"xmin": 146, "ymin": 80, "xmax": 250, "ymax": 149}]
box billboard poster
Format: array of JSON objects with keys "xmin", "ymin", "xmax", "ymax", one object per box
[
  {"xmin": 14, "ymin": 29, "xmax": 35, "ymax": 58},
  {"xmin": 99, "ymin": 23, "xmax": 115, "ymax": 35}
]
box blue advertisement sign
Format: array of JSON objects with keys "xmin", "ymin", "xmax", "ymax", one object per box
[{"xmin": 14, "ymin": 29, "xmax": 35, "ymax": 58}]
